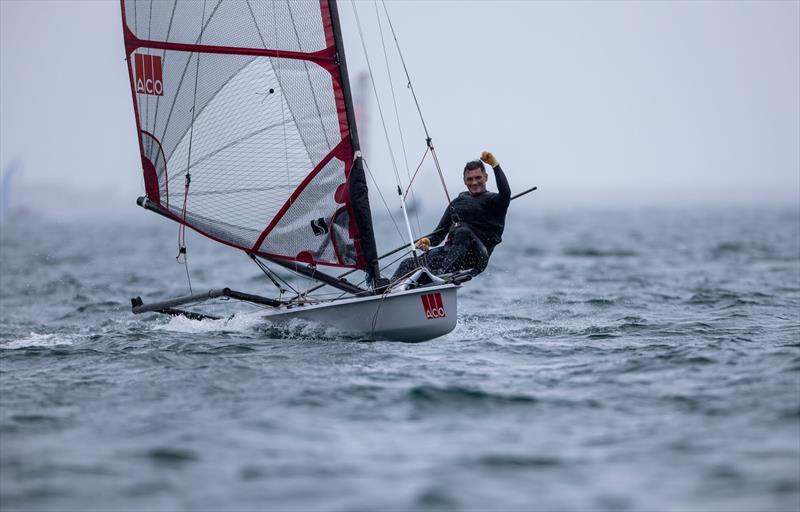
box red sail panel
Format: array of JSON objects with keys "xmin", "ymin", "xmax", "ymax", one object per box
[{"xmin": 120, "ymin": 0, "xmax": 366, "ymax": 269}]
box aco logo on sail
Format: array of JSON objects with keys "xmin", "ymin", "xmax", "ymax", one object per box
[
  {"xmin": 134, "ymin": 54, "xmax": 163, "ymax": 96},
  {"xmin": 421, "ymin": 292, "xmax": 446, "ymax": 320}
]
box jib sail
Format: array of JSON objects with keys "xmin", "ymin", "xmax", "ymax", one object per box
[{"xmin": 121, "ymin": 0, "xmax": 378, "ymax": 271}]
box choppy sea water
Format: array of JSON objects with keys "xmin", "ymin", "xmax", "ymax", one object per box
[{"xmin": 1, "ymin": 205, "xmax": 799, "ymax": 512}]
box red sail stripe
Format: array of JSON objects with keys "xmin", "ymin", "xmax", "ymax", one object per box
[
  {"xmin": 250, "ymin": 140, "xmax": 347, "ymax": 254},
  {"xmin": 122, "ymin": 26, "xmax": 336, "ymax": 68}
]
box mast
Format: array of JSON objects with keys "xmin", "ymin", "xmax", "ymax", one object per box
[
  {"xmin": 328, "ymin": 0, "xmax": 382, "ymax": 284},
  {"xmin": 329, "ymin": 0, "xmax": 361, "ymax": 153}
]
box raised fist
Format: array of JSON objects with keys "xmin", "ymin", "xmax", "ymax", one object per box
[{"xmin": 480, "ymin": 151, "xmax": 498, "ymax": 168}]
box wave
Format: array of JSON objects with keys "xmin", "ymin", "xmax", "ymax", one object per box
[
  {"xmin": 708, "ymin": 241, "xmax": 788, "ymax": 261},
  {"xmin": 686, "ymin": 289, "xmax": 744, "ymax": 304},
  {"xmin": 562, "ymin": 247, "xmax": 639, "ymax": 258},
  {"xmin": 499, "ymin": 315, "xmax": 660, "ymax": 341},
  {"xmin": 56, "ymin": 301, "xmax": 123, "ymax": 320},
  {"xmin": 407, "ymin": 384, "xmax": 537, "ymax": 406},
  {"xmin": 145, "ymin": 447, "xmax": 199, "ymax": 465},
  {"xmin": 154, "ymin": 313, "xmax": 365, "ymax": 342},
  {"xmin": 584, "ymin": 298, "xmax": 617, "ymax": 306},
  {"xmin": 473, "ymin": 454, "xmax": 563, "ymax": 468},
  {"xmin": 0, "ymin": 332, "xmax": 74, "ymax": 350},
  {"xmin": 711, "ymin": 241, "xmax": 749, "ymax": 255},
  {"xmin": 255, "ymin": 318, "xmax": 366, "ymax": 342},
  {"xmin": 153, "ymin": 313, "xmax": 263, "ymax": 335}
]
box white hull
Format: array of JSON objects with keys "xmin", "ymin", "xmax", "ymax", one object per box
[{"xmin": 253, "ymin": 283, "xmax": 459, "ymax": 342}]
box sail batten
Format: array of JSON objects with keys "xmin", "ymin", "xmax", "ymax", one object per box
[{"xmin": 121, "ymin": 0, "xmax": 379, "ymax": 272}]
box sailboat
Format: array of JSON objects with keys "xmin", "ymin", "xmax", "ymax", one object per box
[{"xmin": 119, "ymin": 0, "xmax": 472, "ymax": 341}]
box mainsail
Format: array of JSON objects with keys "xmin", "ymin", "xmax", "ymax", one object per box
[{"xmin": 121, "ymin": 0, "xmax": 379, "ymax": 273}]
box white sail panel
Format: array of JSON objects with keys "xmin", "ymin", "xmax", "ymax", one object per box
[
  {"xmin": 122, "ymin": 0, "xmax": 372, "ymax": 268},
  {"xmin": 124, "ymin": 0, "xmax": 328, "ymax": 53}
]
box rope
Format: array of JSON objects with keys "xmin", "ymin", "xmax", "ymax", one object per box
[
  {"xmin": 380, "ymin": 0, "xmax": 453, "ymax": 207},
  {"xmin": 249, "ymin": 253, "xmax": 299, "ymax": 297},
  {"xmin": 430, "ymin": 143, "xmax": 454, "ymax": 207},
  {"xmin": 362, "ymin": 158, "xmax": 405, "ymax": 242},
  {"xmin": 183, "ymin": 0, "xmax": 206, "ymax": 187},
  {"xmin": 373, "ymin": 2, "xmax": 421, "ymax": 234},
  {"xmin": 403, "ymin": 146, "xmax": 429, "ymax": 201},
  {"xmin": 352, "ymin": 2, "xmax": 421, "ymax": 262},
  {"xmin": 176, "ymin": 163, "xmax": 192, "ymax": 296},
  {"xmin": 176, "ymin": 175, "xmax": 191, "ymax": 287},
  {"xmin": 176, "ymin": 0, "xmax": 208, "ymax": 294},
  {"xmin": 380, "ymin": 1, "xmax": 429, "ymax": 141},
  {"xmin": 350, "ymin": 2, "xmax": 404, "ymax": 190}
]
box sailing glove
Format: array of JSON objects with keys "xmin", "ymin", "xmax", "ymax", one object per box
[
  {"xmin": 480, "ymin": 151, "xmax": 499, "ymax": 168},
  {"xmin": 416, "ymin": 237, "xmax": 431, "ymax": 252}
]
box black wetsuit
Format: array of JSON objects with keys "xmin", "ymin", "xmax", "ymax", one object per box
[{"xmin": 393, "ymin": 165, "xmax": 511, "ymax": 279}]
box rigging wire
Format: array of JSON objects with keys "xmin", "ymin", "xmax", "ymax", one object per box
[
  {"xmin": 332, "ymin": 248, "xmax": 414, "ymax": 300},
  {"xmin": 176, "ymin": 0, "xmax": 208, "ymax": 294},
  {"xmin": 249, "ymin": 254, "xmax": 300, "ymax": 297},
  {"xmin": 287, "ymin": 6, "xmax": 449, "ymax": 298},
  {"xmin": 298, "ymin": 243, "xmax": 413, "ymax": 301},
  {"xmin": 177, "ymin": 175, "xmax": 193, "ymax": 294},
  {"xmin": 158, "ymin": 0, "xmax": 222, "ymax": 196},
  {"xmin": 351, "ymin": 1, "xmax": 419, "ymax": 259},
  {"xmin": 350, "ymin": 2, "xmax": 405, "ymax": 195},
  {"xmin": 379, "ymin": 0, "xmax": 430, "ymax": 143},
  {"xmin": 403, "ymin": 146, "xmax": 430, "ymax": 202},
  {"xmin": 362, "ymin": 158, "xmax": 405, "ymax": 242},
  {"xmin": 149, "ymin": 0, "xmax": 178, "ymax": 181},
  {"xmin": 373, "ymin": 1, "xmax": 421, "ymax": 234},
  {"xmin": 380, "ymin": 0, "xmax": 454, "ymax": 207}
]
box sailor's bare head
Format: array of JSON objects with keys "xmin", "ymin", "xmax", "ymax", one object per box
[{"xmin": 463, "ymin": 160, "xmax": 488, "ymax": 196}]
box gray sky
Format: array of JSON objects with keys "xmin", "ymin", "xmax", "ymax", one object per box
[{"xmin": 1, "ymin": 0, "xmax": 798, "ymax": 218}]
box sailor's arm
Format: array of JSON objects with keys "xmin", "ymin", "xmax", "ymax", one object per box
[
  {"xmin": 494, "ymin": 165, "xmax": 511, "ymax": 205},
  {"xmin": 424, "ymin": 207, "xmax": 453, "ymax": 248},
  {"xmin": 481, "ymin": 151, "xmax": 511, "ymax": 207}
]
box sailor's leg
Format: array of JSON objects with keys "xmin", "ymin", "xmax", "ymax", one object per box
[
  {"xmin": 423, "ymin": 247, "xmax": 448, "ymax": 275},
  {"xmin": 439, "ymin": 226, "xmax": 490, "ymax": 275},
  {"xmin": 463, "ymin": 242, "xmax": 490, "ymax": 275},
  {"xmin": 391, "ymin": 256, "xmax": 419, "ymax": 281}
]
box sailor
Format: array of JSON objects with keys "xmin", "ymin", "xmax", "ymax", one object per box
[{"xmin": 392, "ymin": 151, "xmax": 511, "ymax": 280}]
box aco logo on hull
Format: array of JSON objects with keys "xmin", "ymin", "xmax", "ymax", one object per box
[
  {"xmin": 421, "ymin": 292, "xmax": 445, "ymax": 320},
  {"xmin": 134, "ymin": 54, "xmax": 164, "ymax": 96}
]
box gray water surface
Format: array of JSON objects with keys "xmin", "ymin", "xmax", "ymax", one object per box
[{"xmin": 1, "ymin": 206, "xmax": 799, "ymax": 511}]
